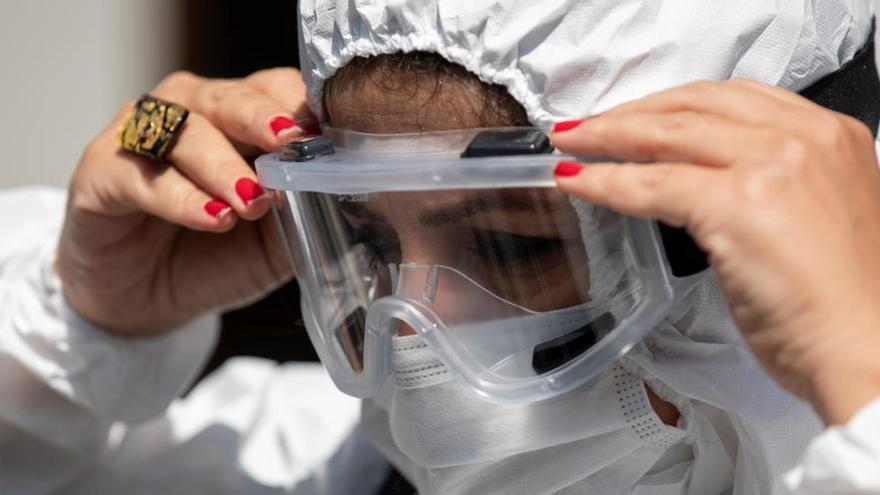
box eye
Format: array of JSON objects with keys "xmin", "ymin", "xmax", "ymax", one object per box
[
  {"xmin": 469, "ymin": 231, "xmax": 563, "ymax": 266},
  {"xmin": 465, "ymin": 231, "xmax": 572, "ymax": 308},
  {"xmin": 351, "ymin": 224, "xmax": 401, "ymax": 269}
]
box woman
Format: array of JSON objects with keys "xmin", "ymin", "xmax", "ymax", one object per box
[{"xmin": 2, "ymin": 0, "xmax": 880, "ymax": 493}]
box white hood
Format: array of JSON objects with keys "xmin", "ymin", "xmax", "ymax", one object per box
[{"xmin": 299, "ymin": 0, "xmax": 872, "ymax": 126}]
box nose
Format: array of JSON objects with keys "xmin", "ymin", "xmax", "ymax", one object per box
[{"xmin": 390, "ymin": 264, "xmax": 460, "ymax": 331}]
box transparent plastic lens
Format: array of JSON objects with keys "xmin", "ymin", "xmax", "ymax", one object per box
[
  {"xmin": 271, "ymin": 184, "xmax": 673, "ymax": 401},
  {"xmin": 258, "ymin": 128, "xmax": 699, "ymax": 403}
]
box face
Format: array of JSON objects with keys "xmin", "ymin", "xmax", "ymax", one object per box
[
  {"xmin": 313, "ymin": 54, "xmax": 680, "ymax": 425},
  {"xmin": 338, "ymin": 188, "xmax": 591, "ymax": 314},
  {"xmin": 322, "ymin": 54, "xmax": 598, "ymax": 336}
]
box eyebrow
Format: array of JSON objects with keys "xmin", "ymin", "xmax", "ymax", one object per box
[
  {"xmin": 338, "ymin": 200, "xmax": 387, "ymax": 223},
  {"xmin": 417, "ymin": 197, "xmax": 532, "ymax": 226},
  {"xmin": 338, "ymin": 192, "xmax": 563, "ymax": 227}
]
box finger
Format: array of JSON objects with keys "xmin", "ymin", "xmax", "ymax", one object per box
[
  {"xmin": 245, "ymin": 67, "xmax": 319, "ymax": 134},
  {"xmin": 245, "ymin": 67, "xmax": 306, "ymax": 109},
  {"xmin": 553, "ymin": 161, "xmax": 723, "ymax": 229},
  {"xmin": 551, "ymin": 111, "xmax": 778, "ymax": 167},
  {"xmin": 81, "ymin": 112, "xmax": 240, "ymax": 233},
  {"xmin": 166, "ymin": 112, "xmax": 271, "ymax": 221},
  {"xmin": 95, "ymin": 148, "xmax": 239, "ymax": 233},
  {"xmin": 189, "ymin": 79, "xmax": 311, "ymax": 150},
  {"xmin": 599, "ymin": 80, "xmax": 813, "ymax": 131},
  {"xmin": 129, "ymin": 158, "xmax": 239, "ymax": 232},
  {"xmin": 152, "ymin": 71, "xmax": 307, "ymax": 152}
]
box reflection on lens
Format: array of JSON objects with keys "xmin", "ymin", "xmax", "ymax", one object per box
[
  {"xmin": 336, "ymin": 187, "xmax": 592, "ymax": 312},
  {"xmin": 335, "ymin": 307, "xmax": 367, "ymax": 373}
]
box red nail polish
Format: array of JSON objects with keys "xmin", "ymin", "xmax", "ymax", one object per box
[
  {"xmin": 554, "ymin": 161, "xmax": 584, "ymax": 177},
  {"xmin": 553, "ymin": 119, "xmax": 585, "ymax": 133},
  {"xmin": 269, "ymin": 116, "xmax": 296, "ymax": 135},
  {"xmin": 235, "ymin": 178, "xmax": 265, "ymax": 204},
  {"xmin": 205, "ymin": 198, "xmax": 231, "ymax": 218},
  {"xmin": 553, "ymin": 114, "xmax": 603, "ymax": 134}
]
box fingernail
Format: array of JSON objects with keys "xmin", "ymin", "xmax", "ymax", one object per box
[
  {"xmin": 554, "ymin": 161, "xmax": 584, "ymax": 177},
  {"xmin": 205, "ymin": 198, "xmax": 231, "ymax": 218},
  {"xmin": 269, "ymin": 116, "xmax": 297, "ymax": 136},
  {"xmin": 552, "ymin": 119, "xmax": 585, "ymax": 133},
  {"xmin": 552, "ymin": 114, "xmax": 601, "ymax": 134},
  {"xmin": 235, "ymin": 178, "xmax": 266, "ymax": 205}
]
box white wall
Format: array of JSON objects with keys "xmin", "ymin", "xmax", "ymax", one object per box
[{"xmin": 0, "ymin": 1, "xmax": 180, "ymax": 189}]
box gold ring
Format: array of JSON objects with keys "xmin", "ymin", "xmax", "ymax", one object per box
[{"xmin": 117, "ymin": 94, "xmax": 189, "ymax": 162}]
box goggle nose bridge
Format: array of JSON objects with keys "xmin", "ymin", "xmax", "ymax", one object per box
[
  {"xmin": 364, "ymin": 295, "xmax": 443, "ymax": 357},
  {"xmin": 387, "ymin": 262, "xmax": 441, "ymax": 304}
]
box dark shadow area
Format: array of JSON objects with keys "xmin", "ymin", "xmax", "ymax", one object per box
[
  {"xmin": 181, "ymin": 0, "xmax": 318, "ymax": 381},
  {"xmin": 182, "ymin": 0, "xmax": 300, "ymax": 78}
]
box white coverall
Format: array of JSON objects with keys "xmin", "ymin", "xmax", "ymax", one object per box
[{"xmin": 0, "ymin": 186, "xmax": 879, "ymax": 495}]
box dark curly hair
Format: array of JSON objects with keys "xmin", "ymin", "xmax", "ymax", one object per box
[{"xmin": 322, "ymin": 51, "xmax": 530, "ymax": 132}]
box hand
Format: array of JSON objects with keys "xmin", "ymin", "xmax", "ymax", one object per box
[
  {"xmin": 551, "ymin": 80, "xmax": 880, "ymax": 424},
  {"xmin": 57, "ymin": 68, "xmax": 312, "ymax": 336}
]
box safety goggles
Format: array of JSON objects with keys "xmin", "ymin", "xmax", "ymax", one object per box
[{"xmin": 256, "ymin": 127, "xmax": 708, "ymax": 403}]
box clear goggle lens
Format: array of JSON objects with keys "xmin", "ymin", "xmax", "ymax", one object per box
[
  {"xmin": 258, "ymin": 128, "xmax": 703, "ymax": 403},
  {"xmin": 274, "ymin": 186, "xmax": 669, "ymax": 402}
]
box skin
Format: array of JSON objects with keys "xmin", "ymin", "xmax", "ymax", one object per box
[
  {"xmin": 552, "ymin": 79, "xmax": 880, "ymax": 425},
  {"xmin": 326, "ymin": 70, "xmax": 683, "ymax": 423},
  {"xmin": 57, "ymin": 65, "xmax": 879, "ymax": 426},
  {"xmin": 342, "ymin": 188, "xmax": 591, "ymax": 311},
  {"xmin": 58, "ymin": 69, "xmax": 312, "ymax": 334}
]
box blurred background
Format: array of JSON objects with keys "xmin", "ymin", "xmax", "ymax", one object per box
[
  {"xmin": 2, "ymin": 1, "xmax": 880, "ymax": 377},
  {"xmin": 0, "ymin": 0, "xmax": 313, "ymax": 376},
  {"xmin": 0, "ymin": 0, "xmax": 300, "ymax": 189}
]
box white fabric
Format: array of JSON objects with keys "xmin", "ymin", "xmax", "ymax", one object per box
[
  {"xmin": 623, "ymin": 279, "xmax": 825, "ymax": 495},
  {"xmin": 0, "ymin": 187, "xmax": 375, "ymax": 495},
  {"xmin": 0, "ymin": 189, "xmax": 878, "ymax": 495},
  {"xmin": 300, "ymin": 0, "xmax": 873, "ymax": 126},
  {"xmin": 358, "ymin": 277, "xmax": 823, "ymax": 494},
  {"xmin": 361, "ymin": 335, "xmax": 705, "ymax": 494},
  {"xmin": 571, "ymin": 199, "xmax": 631, "ymax": 310},
  {"xmin": 786, "ymin": 397, "xmax": 880, "ymax": 494}
]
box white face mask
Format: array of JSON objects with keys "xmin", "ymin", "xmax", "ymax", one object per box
[{"xmin": 360, "ymin": 333, "xmax": 736, "ymax": 495}]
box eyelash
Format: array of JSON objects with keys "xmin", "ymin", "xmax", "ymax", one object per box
[{"xmin": 351, "ymin": 225, "xmax": 401, "ymax": 270}]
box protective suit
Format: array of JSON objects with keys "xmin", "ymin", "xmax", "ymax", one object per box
[{"xmin": 1, "ymin": 1, "xmax": 880, "ymax": 494}]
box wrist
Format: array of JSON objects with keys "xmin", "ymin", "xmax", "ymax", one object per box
[
  {"xmin": 807, "ymin": 333, "xmax": 880, "ymax": 425},
  {"xmin": 55, "ymin": 247, "xmax": 152, "ymax": 337}
]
